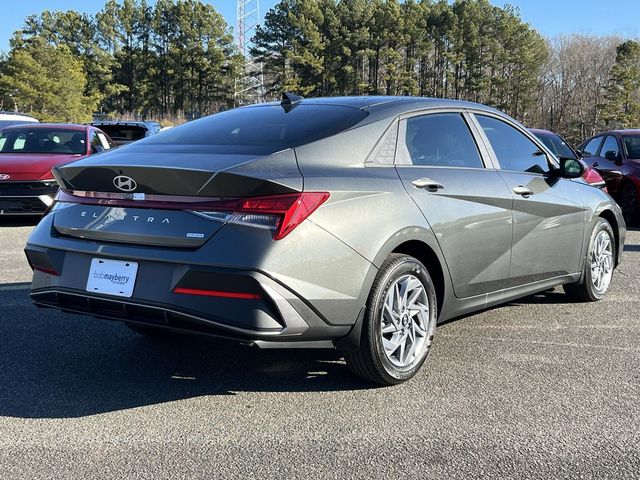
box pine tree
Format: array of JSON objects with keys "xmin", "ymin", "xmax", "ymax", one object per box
[
  {"xmin": 0, "ymin": 38, "xmax": 98, "ymax": 122},
  {"xmin": 602, "ymin": 40, "xmax": 640, "ymax": 129}
]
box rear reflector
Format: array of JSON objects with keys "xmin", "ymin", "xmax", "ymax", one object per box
[
  {"xmin": 173, "ymin": 287, "xmax": 261, "ymax": 300},
  {"xmin": 32, "ymin": 266, "xmax": 60, "ymax": 277}
]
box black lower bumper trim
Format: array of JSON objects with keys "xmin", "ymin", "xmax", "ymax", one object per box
[{"xmin": 31, "ymin": 289, "xmax": 280, "ymax": 341}]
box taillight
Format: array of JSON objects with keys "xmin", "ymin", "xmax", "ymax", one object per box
[
  {"xmin": 583, "ymin": 167, "xmax": 607, "ymax": 192},
  {"xmin": 194, "ymin": 192, "xmax": 329, "ymax": 240}
]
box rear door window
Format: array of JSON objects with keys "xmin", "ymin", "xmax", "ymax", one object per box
[
  {"xmin": 398, "ymin": 113, "xmax": 484, "ymax": 168},
  {"xmin": 476, "ymin": 115, "xmax": 550, "ymax": 174}
]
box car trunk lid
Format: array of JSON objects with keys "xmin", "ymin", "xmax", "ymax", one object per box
[{"xmin": 50, "ymin": 147, "xmax": 303, "ymax": 247}]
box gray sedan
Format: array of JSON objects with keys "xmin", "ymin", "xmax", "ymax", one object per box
[{"xmin": 25, "ymin": 95, "xmax": 625, "ymax": 385}]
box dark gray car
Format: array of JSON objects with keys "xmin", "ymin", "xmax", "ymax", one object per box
[{"xmin": 25, "ymin": 96, "xmax": 625, "ymax": 385}]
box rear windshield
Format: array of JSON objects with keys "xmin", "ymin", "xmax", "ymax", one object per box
[
  {"xmin": 96, "ymin": 125, "xmax": 147, "ymax": 142},
  {"xmin": 0, "ymin": 128, "xmax": 86, "ymax": 155},
  {"xmin": 623, "ymin": 136, "xmax": 640, "ymax": 159},
  {"xmin": 534, "ymin": 132, "xmax": 576, "ymax": 159},
  {"xmin": 140, "ymin": 105, "xmax": 368, "ymax": 154}
]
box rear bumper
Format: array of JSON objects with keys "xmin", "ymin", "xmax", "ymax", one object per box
[{"xmin": 26, "ymin": 245, "xmax": 351, "ymax": 347}]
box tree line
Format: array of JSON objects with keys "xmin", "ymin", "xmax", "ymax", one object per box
[{"xmin": 0, "ymin": 0, "xmax": 638, "ymax": 145}]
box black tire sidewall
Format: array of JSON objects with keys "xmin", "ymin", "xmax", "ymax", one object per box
[
  {"xmin": 620, "ymin": 184, "xmax": 639, "ymax": 226},
  {"xmin": 367, "ymin": 256, "xmax": 437, "ymax": 383}
]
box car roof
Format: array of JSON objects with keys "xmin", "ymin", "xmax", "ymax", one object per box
[
  {"xmin": 249, "ymin": 95, "xmax": 497, "ymax": 111},
  {"xmin": 608, "ymin": 129, "xmax": 640, "ymax": 135},
  {"xmin": 0, "ymin": 123, "xmax": 88, "ymax": 131},
  {"xmin": 241, "ymin": 95, "xmax": 508, "ymax": 125},
  {"xmin": 528, "ymin": 128, "xmax": 557, "ymax": 136},
  {"xmin": 0, "ymin": 111, "xmax": 38, "ymax": 119}
]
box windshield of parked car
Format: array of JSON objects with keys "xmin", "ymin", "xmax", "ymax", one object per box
[
  {"xmin": 0, "ymin": 128, "xmax": 86, "ymax": 155},
  {"xmin": 141, "ymin": 104, "xmax": 369, "ymax": 155},
  {"xmin": 534, "ymin": 132, "xmax": 576, "ymax": 159},
  {"xmin": 623, "ymin": 135, "xmax": 640, "ymax": 159}
]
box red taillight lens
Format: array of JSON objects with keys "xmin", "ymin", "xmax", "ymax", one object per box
[
  {"xmin": 238, "ymin": 192, "xmax": 330, "ymax": 240},
  {"xmin": 583, "ymin": 167, "xmax": 607, "ymax": 191}
]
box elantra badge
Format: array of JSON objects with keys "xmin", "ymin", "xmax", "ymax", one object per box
[
  {"xmin": 113, "ymin": 175, "xmax": 137, "ymax": 192},
  {"xmin": 0, "ymin": 174, "xmax": 10, "ymax": 180}
]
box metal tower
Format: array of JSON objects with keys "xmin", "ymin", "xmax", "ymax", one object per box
[{"xmin": 235, "ymin": 0, "xmax": 265, "ymax": 105}]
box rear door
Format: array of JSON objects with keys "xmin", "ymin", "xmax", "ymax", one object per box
[
  {"xmin": 394, "ymin": 111, "xmax": 514, "ymax": 298},
  {"xmin": 472, "ymin": 113, "xmax": 586, "ymax": 284}
]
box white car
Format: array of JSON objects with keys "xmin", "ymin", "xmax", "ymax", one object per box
[{"xmin": 0, "ymin": 112, "xmax": 39, "ymax": 129}]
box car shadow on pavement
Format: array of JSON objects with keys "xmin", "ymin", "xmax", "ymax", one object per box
[
  {"xmin": 0, "ymin": 284, "xmax": 371, "ymax": 419},
  {"xmin": 0, "ymin": 216, "xmax": 40, "ymax": 227}
]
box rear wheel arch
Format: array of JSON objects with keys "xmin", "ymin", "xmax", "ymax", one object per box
[
  {"xmin": 598, "ymin": 209, "xmax": 619, "ymax": 265},
  {"xmin": 390, "ymin": 240, "xmax": 445, "ymax": 316}
]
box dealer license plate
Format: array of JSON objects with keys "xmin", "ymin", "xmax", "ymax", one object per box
[{"xmin": 86, "ymin": 258, "xmax": 138, "ymax": 298}]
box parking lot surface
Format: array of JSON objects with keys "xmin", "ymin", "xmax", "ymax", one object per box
[{"xmin": 0, "ymin": 218, "xmax": 639, "ymax": 479}]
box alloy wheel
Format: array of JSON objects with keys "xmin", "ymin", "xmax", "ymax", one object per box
[
  {"xmin": 380, "ymin": 274, "xmax": 430, "ymax": 368},
  {"xmin": 590, "ymin": 230, "xmax": 614, "ymax": 295}
]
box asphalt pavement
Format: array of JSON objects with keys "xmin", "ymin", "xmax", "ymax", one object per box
[{"xmin": 0, "ymin": 217, "xmax": 639, "ymax": 479}]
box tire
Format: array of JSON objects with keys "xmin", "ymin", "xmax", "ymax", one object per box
[
  {"xmin": 125, "ymin": 322, "xmax": 176, "ymax": 339},
  {"xmin": 344, "ymin": 254, "xmax": 438, "ymax": 386},
  {"xmin": 619, "ymin": 183, "xmax": 640, "ymax": 227},
  {"xmin": 564, "ymin": 218, "xmax": 615, "ymax": 302}
]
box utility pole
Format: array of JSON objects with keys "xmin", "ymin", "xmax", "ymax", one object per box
[{"xmin": 235, "ymin": 0, "xmax": 265, "ymax": 106}]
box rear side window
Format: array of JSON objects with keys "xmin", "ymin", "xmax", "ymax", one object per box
[
  {"xmin": 142, "ymin": 105, "xmax": 368, "ymax": 155},
  {"xmin": 400, "ymin": 113, "xmax": 483, "ymax": 168},
  {"xmin": 477, "ymin": 115, "xmax": 550, "ymax": 174},
  {"xmin": 582, "ymin": 137, "xmax": 603, "ymax": 156}
]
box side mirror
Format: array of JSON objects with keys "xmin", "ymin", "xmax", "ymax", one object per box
[
  {"xmin": 604, "ymin": 150, "xmax": 618, "ymax": 161},
  {"xmin": 558, "ymin": 157, "xmax": 585, "ymax": 179},
  {"xmin": 575, "ymin": 148, "xmax": 583, "ymax": 157}
]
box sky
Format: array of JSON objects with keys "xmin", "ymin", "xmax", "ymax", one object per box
[{"xmin": 0, "ymin": 0, "xmax": 638, "ymax": 53}]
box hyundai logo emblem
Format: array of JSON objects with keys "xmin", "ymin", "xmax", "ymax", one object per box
[
  {"xmin": 0, "ymin": 174, "xmax": 10, "ymax": 180},
  {"xmin": 113, "ymin": 175, "xmax": 137, "ymax": 192}
]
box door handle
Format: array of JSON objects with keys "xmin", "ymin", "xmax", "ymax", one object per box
[
  {"xmin": 411, "ymin": 178, "xmax": 444, "ymax": 191},
  {"xmin": 513, "ymin": 185, "xmax": 534, "ymax": 196}
]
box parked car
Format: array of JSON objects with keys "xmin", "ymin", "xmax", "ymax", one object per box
[
  {"xmin": 0, "ymin": 124, "xmax": 115, "ymax": 215},
  {"xmin": 578, "ymin": 130, "xmax": 640, "ymax": 225},
  {"xmin": 0, "ymin": 111, "xmax": 39, "ymax": 129},
  {"xmin": 530, "ymin": 128, "xmax": 607, "ymax": 190},
  {"xmin": 89, "ymin": 121, "xmax": 161, "ymax": 146},
  {"xmin": 26, "ymin": 96, "xmax": 625, "ymax": 385}
]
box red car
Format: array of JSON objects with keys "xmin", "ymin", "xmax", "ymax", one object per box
[
  {"xmin": 579, "ymin": 130, "xmax": 640, "ymax": 225},
  {"xmin": 530, "ymin": 128, "xmax": 607, "ymax": 191},
  {"xmin": 0, "ymin": 124, "xmax": 115, "ymax": 215}
]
